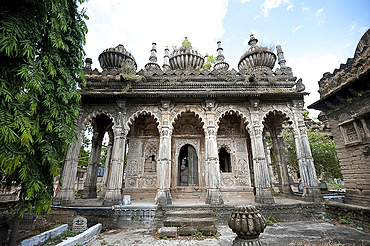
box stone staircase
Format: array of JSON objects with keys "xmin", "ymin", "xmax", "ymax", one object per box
[
  {"xmin": 160, "ymin": 207, "xmax": 217, "ymax": 237},
  {"xmin": 172, "ymin": 187, "xmax": 203, "ymax": 200}
]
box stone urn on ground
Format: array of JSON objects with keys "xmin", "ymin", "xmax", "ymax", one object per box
[{"xmin": 228, "ymin": 205, "xmax": 267, "ymax": 246}]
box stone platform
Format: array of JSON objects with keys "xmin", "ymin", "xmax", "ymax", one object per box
[{"xmin": 47, "ymin": 197, "xmax": 325, "ymax": 230}]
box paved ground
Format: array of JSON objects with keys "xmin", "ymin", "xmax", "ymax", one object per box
[{"xmin": 87, "ymin": 221, "xmax": 370, "ymax": 246}]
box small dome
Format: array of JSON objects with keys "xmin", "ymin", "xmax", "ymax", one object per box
[
  {"xmin": 169, "ymin": 37, "xmax": 205, "ymax": 70},
  {"xmin": 98, "ymin": 44, "xmax": 137, "ymax": 71},
  {"xmin": 238, "ymin": 34, "xmax": 276, "ymax": 71}
]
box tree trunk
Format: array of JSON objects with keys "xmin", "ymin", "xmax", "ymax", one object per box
[{"xmin": 9, "ymin": 215, "xmax": 20, "ymax": 246}]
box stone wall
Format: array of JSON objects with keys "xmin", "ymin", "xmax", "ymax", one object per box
[
  {"xmin": 326, "ymin": 202, "xmax": 370, "ymax": 230},
  {"xmin": 325, "ymin": 101, "xmax": 370, "ymax": 207},
  {"xmin": 43, "ymin": 202, "xmax": 325, "ymax": 231}
]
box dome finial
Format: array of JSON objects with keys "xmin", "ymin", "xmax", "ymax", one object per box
[
  {"xmin": 145, "ymin": 42, "xmax": 161, "ymax": 71},
  {"xmin": 248, "ymin": 33, "xmax": 258, "ymax": 46},
  {"xmin": 214, "ymin": 41, "xmax": 229, "ymax": 71}
]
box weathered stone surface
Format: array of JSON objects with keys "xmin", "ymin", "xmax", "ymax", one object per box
[
  {"xmin": 158, "ymin": 227, "xmax": 177, "ymax": 238},
  {"xmin": 19, "ymin": 224, "xmax": 68, "ymax": 246},
  {"xmin": 309, "ymin": 28, "xmax": 370, "ymax": 207},
  {"xmin": 56, "ymin": 34, "xmax": 319, "ymax": 207}
]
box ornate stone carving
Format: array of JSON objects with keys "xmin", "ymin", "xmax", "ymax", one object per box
[
  {"xmin": 127, "ymin": 160, "xmax": 139, "ymax": 176},
  {"xmin": 228, "ymin": 205, "xmax": 267, "ymax": 245},
  {"xmin": 140, "ymin": 177, "xmax": 157, "ymax": 187},
  {"xmin": 236, "ymin": 139, "xmax": 246, "ymax": 152},
  {"xmin": 221, "ymin": 174, "xmax": 236, "ymax": 187},
  {"xmin": 99, "ymin": 44, "xmax": 137, "ymax": 71}
]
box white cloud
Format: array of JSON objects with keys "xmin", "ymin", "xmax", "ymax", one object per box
[
  {"xmin": 240, "ymin": 0, "xmax": 251, "ymax": 3},
  {"xmin": 314, "ymin": 7, "xmax": 325, "ymax": 24},
  {"xmin": 254, "ymin": 15, "xmax": 261, "ymax": 19},
  {"xmin": 350, "ymin": 21, "xmax": 357, "ymax": 31},
  {"xmin": 289, "ymin": 53, "xmax": 340, "ymax": 117},
  {"xmin": 360, "ymin": 26, "xmax": 369, "ymax": 33},
  {"xmin": 287, "ymin": 4, "xmax": 293, "ymax": 11},
  {"xmin": 261, "ymin": 0, "xmax": 290, "ymax": 17},
  {"xmin": 291, "ymin": 25, "xmax": 303, "ymax": 33},
  {"xmin": 82, "ymin": 0, "xmax": 228, "ymax": 70}
]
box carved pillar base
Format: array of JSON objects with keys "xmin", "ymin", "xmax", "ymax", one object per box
[
  {"xmin": 303, "ymin": 186, "xmax": 322, "ymax": 202},
  {"xmin": 81, "ymin": 186, "xmax": 97, "ymax": 199},
  {"xmin": 232, "ymin": 237, "xmax": 263, "ymax": 246},
  {"xmin": 155, "ymin": 189, "xmax": 172, "ymax": 205},
  {"xmin": 205, "ymin": 188, "xmax": 224, "ymax": 205},
  {"xmin": 103, "ymin": 189, "xmax": 122, "ymax": 206},
  {"xmin": 254, "ymin": 188, "xmax": 275, "ymax": 204},
  {"xmin": 281, "ymin": 184, "xmax": 294, "ymax": 196},
  {"xmin": 53, "ymin": 188, "xmax": 75, "ymax": 205}
]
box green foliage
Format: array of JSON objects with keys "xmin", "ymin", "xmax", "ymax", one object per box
[
  {"xmin": 283, "ymin": 128, "xmax": 342, "ymax": 179},
  {"xmin": 204, "ymin": 55, "xmax": 216, "ymax": 70},
  {"xmin": 338, "ymin": 216, "xmax": 351, "ymax": 224},
  {"xmin": 302, "ymin": 110, "xmax": 309, "ymax": 119},
  {"xmin": 0, "ymin": 1, "xmax": 87, "ymax": 218},
  {"xmin": 182, "ymin": 38, "xmax": 191, "ymax": 47},
  {"xmin": 266, "ymin": 216, "xmax": 277, "ymax": 224}
]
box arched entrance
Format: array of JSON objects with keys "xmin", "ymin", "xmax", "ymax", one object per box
[{"xmin": 178, "ymin": 144, "xmax": 199, "ymax": 186}]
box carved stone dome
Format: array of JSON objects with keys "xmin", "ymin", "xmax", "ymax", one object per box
[
  {"xmin": 169, "ymin": 38, "xmax": 205, "ymax": 70},
  {"xmin": 98, "ymin": 44, "xmax": 137, "ymax": 71},
  {"xmin": 238, "ymin": 34, "xmax": 276, "ymax": 71}
]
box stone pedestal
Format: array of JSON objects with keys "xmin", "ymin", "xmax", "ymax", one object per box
[{"xmin": 228, "ymin": 205, "xmax": 267, "ymax": 246}]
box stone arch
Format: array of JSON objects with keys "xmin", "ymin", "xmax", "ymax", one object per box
[
  {"xmin": 262, "ymin": 110, "xmax": 293, "ymax": 131},
  {"xmin": 218, "ymin": 142, "xmax": 232, "ymax": 153},
  {"xmin": 170, "ymin": 106, "xmax": 206, "ymax": 131},
  {"xmin": 126, "ymin": 110, "xmax": 160, "ymax": 132},
  {"xmin": 81, "ymin": 110, "xmax": 115, "ymax": 132},
  {"xmin": 171, "ymin": 107, "xmax": 206, "ymax": 136},
  {"xmin": 262, "ymin": 109, "xmax": 294, "ymax": 195},
  {"xmin": 216, "ymin": 109, "xmax": 249, "ymax": 128}
]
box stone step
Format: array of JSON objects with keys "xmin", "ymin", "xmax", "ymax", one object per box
[
  {"xmin": 174, "ymin": 194, "xmax": 201, "ymax": 199},
  {"xmin": 165, "ymin": 210, "xmax": 213, "ymax": 218},
  {"xmin": 177, "ymin": 225, "xmax": 217, "ymax": 236},
  {"xmin": 163, "ymin": 217, "xmax": 215, "ymax": 227}
]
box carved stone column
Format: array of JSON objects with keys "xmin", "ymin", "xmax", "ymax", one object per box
[
  {"xmin": 155, "ymin": 126, "xmax": 173, "ymax": 205},
  {"xmin": 273, "ymin": 131, "xmax": 293, "ymax": 195},
  {"xmin": 100, "ymin": 144, "xmax": 112, "ymax": 196},
  {"xmin": 81, "ymin": 120, "xmax": 105, "ymax": 199},
  {"xmin": 204, "ymin": 105, "xmax": 223, "ymax": 205},
  {"xmin": 292, "ymin": 100, "xmax": 321, "ymax": 202},
  {"xmin": 155, "ymin": 102, "xmax": 172, "ymax": 205},
  {"xmin": 249, "ymin": 100, "xmax": 274, "ymax": 204},
  {"xmin": 53, "ymin": 129, "xmax": 83, "ymax": 205},
  {"xmin": 103, "ymin": 112, "xmax": 127, "ymax": 205}
]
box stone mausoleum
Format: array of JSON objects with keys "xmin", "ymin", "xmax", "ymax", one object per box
[
  {"xmin": 54, "ymin": 34, "xmax": 321, "ymax": 206},
  {"xmin": 309, "ymin": 29, "xmax": 370, "ymax": 207}
]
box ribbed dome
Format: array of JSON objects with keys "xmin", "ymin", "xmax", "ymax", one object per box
[
  {"xmin": 98, "ymin": 44, "xmax": 137, "ymax": 70},
  {"xmin": 238, "ymin": 34, "xmax": 276, "ymax": 71},
  {"xmin": 169, "ymin": 38, "xmax": 205, "ymax": 70}
]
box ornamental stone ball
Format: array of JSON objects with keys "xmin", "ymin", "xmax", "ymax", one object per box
[
  {"xmin": 228, "ymin": 205, "xmax": 267, "ymax": 240},
  {"xmin": 98, "ymin": 44, "xmax": 137, "ymax": 71},
  {"xmin": 238, "ymin": 33, "xmax": 276, "ymax": 71},
  {"xmin": 169, "ymin": 37, "xmax": 205, "ymax": 70}
]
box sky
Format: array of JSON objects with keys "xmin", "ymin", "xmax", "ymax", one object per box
[{"xmin": 80, "ymin": 0, "xmax": 369, "ymax": 118}]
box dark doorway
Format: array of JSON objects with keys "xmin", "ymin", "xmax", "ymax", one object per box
[
  {"xmin": 178, "ymin": 144, "xmax": 199, "ymax": 186},
  {"xmin": 219, "ymin": 147, "xmax": 231, "ymax": 172}
]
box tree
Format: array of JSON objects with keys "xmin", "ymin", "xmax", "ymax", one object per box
[
  {"xmin": 0, "ymin": 1, "xmax": 87, "ymax": 244},
  {"xmin": 283, "ymin": 128, "xmax": 342, "ymax": 180},
  {"xmin": 204, "ymin": 55, "xmax": 216, "ymax": 69}
]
